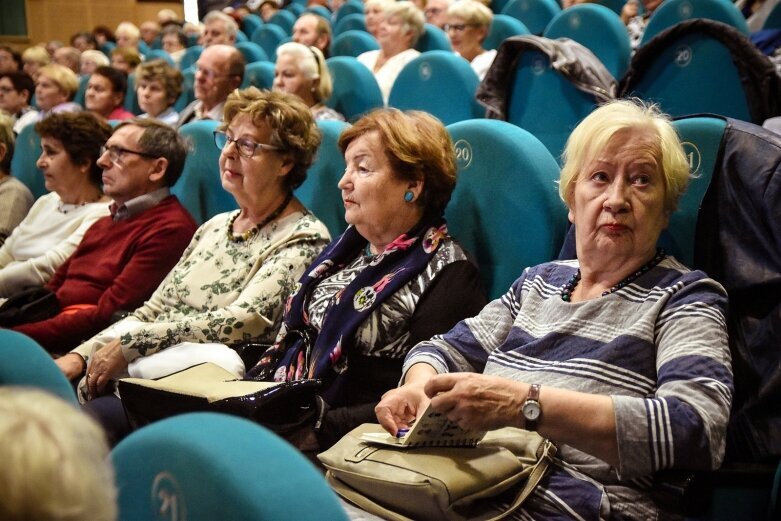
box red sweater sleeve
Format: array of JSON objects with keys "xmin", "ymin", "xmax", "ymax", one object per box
[{"xmin": 13, "ymin": 198, "xmax": 196, "ymax": 353}]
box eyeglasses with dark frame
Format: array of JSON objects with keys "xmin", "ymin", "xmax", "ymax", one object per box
[
  {"xmin": 443, "ymin": 23, "xmax": 479, "ymax": 32},
  {"xmin": 100, "ymin": 145, "xmax": 159, "ymax": 165},
  {"xmin": 213, "ymin": 130, "xmax": 281, "ymax": 159}
]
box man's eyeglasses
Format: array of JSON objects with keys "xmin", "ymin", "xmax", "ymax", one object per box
[
  {"xmin": 100, "ymin": 145, "xmax": 158, "ymax": 165},
  {"xmin": 443, "ymin": 23, "xmax": 478, "ymax": 32},
  {"xmin": 214, "ymin": 131, "xmax": 280, "ymax": 159}
]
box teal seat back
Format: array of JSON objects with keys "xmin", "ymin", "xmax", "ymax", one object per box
[
  {"xmin": 174, "ymin": 67, "xmax": 195, "ymax": 112},
  {"xmin": 242, "ymin": 61, "xmax": 275, "ymax": 90},
  {"xmin": 178, "ymin": 45, "xmax": 202, "ymax": 70},
  {"xmin": 306, "ymin": 5, "xmax": 332, "ymax": 20},
  {"xmin": 641, "ymin": 0, "xmax": 749, "ymax": 45},
  {"xmin": 325, "ymin": 56, "xmax": 384, "ymax": 121},
  {"xmin": 484, "ymin": 14, "xmax": 530, "ymax": 50},
  {"xmin": 144, "ymin": 49, "xmax": 174, "ymax": 65},
  {"xmin": 172, "ymin": 120, "xmax": 237, "ymax": 224},
  {"xmin": 112, "ymin": 413, "xmax": 349, "ymax": 521},
  {"xmin": 624, "ymin": 32, "xmax": 752, "ymax": 122},
  {"xmin": 286, "ymin": 3, "xmax": 306, "ymax": 16},
  {"xmin": 415, "ymin": 24, "xmax": 452, "ymax": 52},
  {"xmin": 138, "ymin": 40, "xmax": 151, "ymax": 56},
  {"xmin": 657, "ymin": 116, "xmax": 727, "ymax": 266},
  {"xmin": 296, "ymin": 120, "xmax": 350, "ymax": 238},
  {"xmin": 235, "ymin": 41, "xmax": 269, "ymax": 64},
  {"xmin": 544, "ymin": 3, "xmax": 631, "ymax": 79},
  {"xmin": 124, "ymin": 72, "xmax": 142, "ymax": 115},
  {"xmin": 73, "ymin": 74, "xmax": 90, "ymax": 107},
  {"xmin": 241, "ymin": 14, "xmax": 263, "ymax": 36},
  {"xmin": 330, "ymin": 29, "xmax": 378, "ymax": 57},
  {"xmin": 334, "ymin": 13, "xmax": 367, "ymax": 36},
  {"xmin": 335, "ymin": 0, "xmax": 364, "ymax": 25},
  {"xmin": 236, "ymin": 29, "xmax": 249, "ymax": 43},
  {"xmin": 501, "ymin": 0, "xmax": 561, "ymax": 35},
  {"xmin": 491, "ymin": 0, "xmax": 514, "ymax": 17},
  {"xmin": 251, "ymin": 25, "xmax": 288, "ymax": 61},
  {"xmin": 507, "ymin": 50, "xmax": 598, "ymax": 161},
  {"xmin": 388, "ymin": 51, "xmax": 482, "ymax": 125},
  {"xmin": 446, "ymin": 119, "xmax": 567, "ymax": 299},
  {"xmin": 0, "ymin": 330, "xmax": 78, "ymax": 405},
  {"xmin": 764, "ymin": 2, "xmax": 781, "ymax": 29},
  {"xmin": 10, "ymin": 123, "xmax": 46, "ymax": 198},
  {"xmin": 269, "ymin": 9, "xmax": 297, "ymax": 34}
]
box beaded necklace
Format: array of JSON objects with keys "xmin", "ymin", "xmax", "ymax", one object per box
[
  {"xmin": 560, "ymin": 248, "xmax": 666, "ymax": 302},
  {"xmin": 227, "ymin": 192, "xmax": 293, "ymax": 243}
]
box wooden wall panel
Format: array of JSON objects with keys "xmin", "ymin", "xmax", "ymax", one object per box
[{"xmin": 2, "ymin": 0, "xmax": 184, "ymax": 50}]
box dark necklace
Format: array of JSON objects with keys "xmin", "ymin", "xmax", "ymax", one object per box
[
  {"xmin": 227, "ymin": 192, "xmax": 293, "ymax": 243},
  {"xmin": 560, "ymin": 248, "xmax": 666, "ymax": 302}
]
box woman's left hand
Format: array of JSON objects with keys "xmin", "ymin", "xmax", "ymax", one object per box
[
  {"xmin": 425, "ymin": 373, "xmax": 526, "ymax": 431},
  {"xmin": 86, "ymin": 339, "xmax": 128, "ymax": 399}
]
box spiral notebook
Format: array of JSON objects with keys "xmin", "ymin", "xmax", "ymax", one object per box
[{"xmin": 361, "ymin": 403, "xmax": 486, "ymax": 448}]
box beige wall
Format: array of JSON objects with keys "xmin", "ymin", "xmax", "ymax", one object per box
[{"xmin": 2, "ymin": 0, "xmax": 184, "ymax": 51}]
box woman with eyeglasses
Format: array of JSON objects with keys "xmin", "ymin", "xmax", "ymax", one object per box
[
  {"xmin": 357, "ymin": 1, "xmax": 425, "ymax": 105},
  {"xmin": 58, "ymin": 88, "xmax": 330, "ymax": 442},
  {"xmin": 445, "ymin": 0, "xmax": 496, "ymax": 80},
  {"xmin": 273, "ymin": 42, "xmax": 344, "ymax": 122},
  {"xmin": 0, "ymin": 112, "xmax": 111, "ymax": 298}
]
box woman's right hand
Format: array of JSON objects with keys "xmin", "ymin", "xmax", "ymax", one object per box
[{"xmin": 375, "ymin": 362, "xmax": 437, "ymax": 435}]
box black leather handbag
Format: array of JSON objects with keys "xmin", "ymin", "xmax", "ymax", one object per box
[{"xmin": 0, "ymin": 287, "xmax": 60, "ymax": 327}]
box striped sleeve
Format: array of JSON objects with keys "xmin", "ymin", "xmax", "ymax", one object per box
[{"xmin": 613, "ymin": 275, "xmax": 733, "ymax": 479}]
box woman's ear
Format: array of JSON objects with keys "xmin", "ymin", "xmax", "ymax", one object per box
[{"xmin": 407, "ymin": 178, "xmax": 424, "ymax": 201}]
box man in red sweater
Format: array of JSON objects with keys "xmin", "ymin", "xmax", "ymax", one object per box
[{"xmin": 12, "ymin": 119, "xmax": 197, "ymax": 353}]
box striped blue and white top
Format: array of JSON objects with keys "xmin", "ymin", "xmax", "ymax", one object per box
[{"xmin": 403, "ymin": 256, "xmax": 733, "ymax": 520}]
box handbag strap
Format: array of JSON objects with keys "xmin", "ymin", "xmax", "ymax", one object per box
[{"xmin": 486, "ymin": 439, "xmax": 557, "ymax": 521}]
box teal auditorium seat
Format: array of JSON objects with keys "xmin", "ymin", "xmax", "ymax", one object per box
[
  {"xmin": 543, "ymin": 3, "xmax": 631, "ymax": 80},
  {"xmin": 661, "ymin": 115, "xmax": 727, "ymax": 266},
  {"xmin": 178, "ymin": 45, "xmax": 202, "ymax": 71},
  {"xmin": 335, "ymin": 0, "xmax": 364, "ymax": 25},
  {"xmin": 73, "ymin": 74, "xmax": 89, "ymax": 107},
  {"xmin": 0, "ymin": 330, "xmax": 78, "ymax": 405},
  {"xmin": 286, "ymin": 3, "xmax": 306, "ymax": 16},
  {"xmin": 330, "ymin": 29, "xmax": 378, "ymax": 57},
  {"xmin": 269, "ymin": 9, "xmax": 297, "ymax": 34},
  {"xmin": 112, "ymin": 413, "xmax": 349, "ymax": 521},
  {"xmin": 144, "ymin": 49, "xmax": 174, "ymax": 65},
  {"xmin": 415, "ymin": 24, "xmax": 452, "ymax": 52},
  {"xmin": 11, "ymin": 123, "xmax": 46, "ymax": 199},
  {"xmin": 172, "ymin": 120, "xmax": 237, "ymax": 224},
  {"xmin": 235, "ymin": 41, "xmax": 269, "ymax": 64},
  {"xmin": 124, "ymin": 72, "xmax": 142, "ymax": 115},
  {"xmin": 764, "ymin": 2, "xmax": 781, "ymax": 29},
  {"xmin": 621, "ymin": 22, "xmax": 756, "ymax": 123},
  {"xmin": 236, "ymin": 29, "xmax": 249, "ymax": 43},
  {"xmin": 306, "ymin": 5, "xmax": 333, "ymax": 20},
  {"xmin": 640, "ymin": 0, "xmax": 749, "ymax": 46},
  {"xmin": 445, "ymin": 120, "xmax": 567, "ymax": 299},
  {"xmin": 334, "ymin": 13, "xmax": 368, "ymax": 36},
  {"xmin": 484, "ymin": 14, "xmax": 530, "ymax": 50},
  {"xmin": 138, "ymin": 41, "xmax": 151, "ymax": 56},
  {"xmin": 388, "ymin": 51, "xmax": 483, "ymax": 125},
  {"xmin": 501, "ymin": 0, "xmax": 561, "ymax": 35},
  {"xmin": 174, "ymin": 67, "xmax": 195, "ymax": 112},
  {"xmin": 325, "ymin": 56, "xmax": 384, "ymax": 120},
  {"xmin": 251, "ymin": 25, "xmax": 288, "ymax": 61},
  {"xmin": 506, "ymin": 49, "xmax": 600, "ymax": 160},
  {"xmin": 241, "ymin": 13, "xmax": 263, "ymax": 36},
  {"xmin": 295, "ymin": 120, "xmax": 350, "ymax": 238},
  {"xmin": 242, "ymin": 61, "xmax": 276, "ymax": 90}
]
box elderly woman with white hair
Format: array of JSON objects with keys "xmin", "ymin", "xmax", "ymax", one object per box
[
  {"xmin": 357, "ymin": 1, "xmax": 425, "ymax": 105},
  {"xmin": 446, "ymin": 0, "xmax": 495, "ymax": 80},
  {"xmin": 273, "ymin": 42, "xmax": 344, "ymax": 121},
  {"xmin": 79, "ymin": 50, "xmax": 110, "ymax": 76}
]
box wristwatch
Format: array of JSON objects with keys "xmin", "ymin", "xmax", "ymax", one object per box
[{"xmin": 522, "ymin": 383, "xmax": 542, "ymax": 431}]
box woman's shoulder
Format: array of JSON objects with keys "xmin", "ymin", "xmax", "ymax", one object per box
[
  {"xmin": 312, "ymin": 105, "xmax": 345, "ymax": 122},
  {"xmin": 653, "ymin": 255, "xmax": 727, "ymax": 297},
  {"xmin": 275, "ymin": 210, "xmax": 330, "ymax": 241},
  {"xmin": 0, "ymin": 176, "xmax": 34, "ymax": 200}
]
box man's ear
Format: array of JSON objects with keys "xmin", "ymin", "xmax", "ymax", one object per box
[{"xmin": 148, "ymin": 157, "xmax": 169, "ymax": 184}]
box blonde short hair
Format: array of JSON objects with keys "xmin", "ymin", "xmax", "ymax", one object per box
[
  {"xmin": 385, "ymin": 1, "xmax": 426, "ymax": 46},
  {"xmin": 559, "ymin": 99, "xmax": 690, "ymax": 214},
  {"xmin": 21, "ymin": 45, "xmax": 50, "ymax": 66},
  {"xmin": 0, "ymin": 388, "xmax": 117, "ymax": 521},
  {"xmin": 115, "ymin": 21, "xmax": 141, "ymax": 41},
  {"xmin": 447, "ymin": 0, "xmax": 493, "ymax": 28},
  {"xmin": 0, "ymin": 112, "xmax": 14, "ymax": 173},
  {"xmin": 80, "ymin": 50, "xmax": 110, "ymax": 68},
  {"xmin": 37, "ymin": 64, "xmax": 79, "ymax": 99},
  {"xmin": 275, "ymin": 42, "xmax": 333, "ymax": 103}
]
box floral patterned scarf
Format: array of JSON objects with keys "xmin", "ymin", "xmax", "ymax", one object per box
[{"xmin": 247, "ymin": 213, "xmax": 448, "ymax": 403}]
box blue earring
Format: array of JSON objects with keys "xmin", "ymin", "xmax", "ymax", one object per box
[{"xmin": 404, "ymin": 191, "xmax": 414, "ymax": 202}]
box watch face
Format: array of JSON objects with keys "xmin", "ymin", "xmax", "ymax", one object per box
[{"xmin": 523, "ymin": 401, "xmax": 540, "ymax": 421}]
